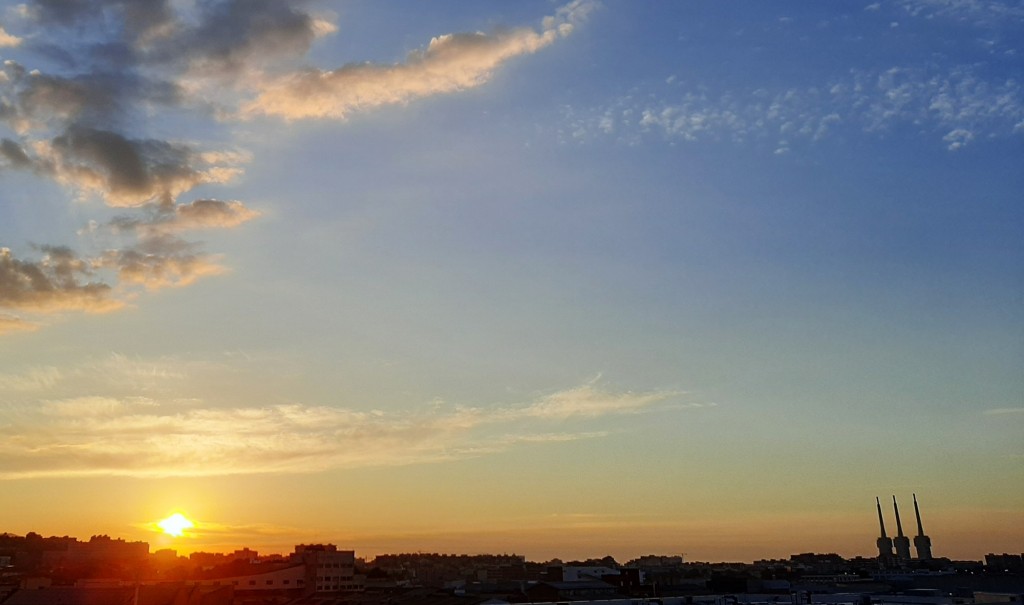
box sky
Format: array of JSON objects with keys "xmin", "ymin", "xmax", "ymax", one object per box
[{"xmin": 0, "ymin": 0, "xmax": 1021, "ymax": 563}]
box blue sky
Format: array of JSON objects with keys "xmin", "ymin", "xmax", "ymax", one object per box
[{"xmin": 0, "ymin": 0, "xmax": 1021, "ymax": 560}]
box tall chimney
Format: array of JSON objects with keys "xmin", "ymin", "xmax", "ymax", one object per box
[
  {"xmin": 912, "ymin": 494, "xmax": 933, "ymax": 560},
  {"xmin": 892, "ymin": 496, "xmax": 911, "ymax": 563},
  {"xmin": 876, "ymin": 497, "xmax": 894, "ymax": 566}
]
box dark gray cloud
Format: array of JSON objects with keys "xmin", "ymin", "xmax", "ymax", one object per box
[
  {"xmin": 0, "ymin": 139, "xmax": 32, "ymax": 168},
  {"xmin": 47, "ymin": 126, "xmax": 223, "ymax": 206},
  {"xmin": 0, "ymin": 0, "xmax": 328, "ymax": 331},
  {"xmin": 28, "ymin": 0, "xmax": 175, "ymax": 44},
  {"xmin": 24, "ymin": 0, "xmax": 329, "ymax": 78},
  {"xmin": 1, "ymin": 1, "xmax": 577, "ymax": 333},
  {"xmin": 0, "ymin": 127, "xmax": 244, "ymax": 208},
  {"xmin": 166, "ymin": 0, "xmax": 328, "ymax": 76},
  {"xmin": 0, "ymin": 61, "xmax": 182, "ymax": 131},
  {"xmin": 0, "ymin": 246, "xmax": 117, "ymax": 313}
]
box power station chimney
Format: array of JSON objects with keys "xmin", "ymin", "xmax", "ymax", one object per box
[
  {"xmin": 892, "ymin": 496, "xmax": 912, "ymax": 563},
  {"xmin": 912, "ymin": 493, "xmax": 933, "ymax": 560},
  {"xmin": 876, "ymin": 497, "xmax": 895, "ymax": 566}
]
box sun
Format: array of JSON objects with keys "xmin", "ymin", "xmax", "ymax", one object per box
[{"xmin": 157, "ymin": 513, "xmax": 194, "ymax": 537}]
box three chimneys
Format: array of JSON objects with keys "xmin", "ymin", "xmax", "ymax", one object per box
[{"xmin": 876, "ymin": 494, "xmax": 932, "ymax": 563}]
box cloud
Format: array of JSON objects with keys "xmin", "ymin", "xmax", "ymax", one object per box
[
  {"xmin": 110, "ymin": 199, "xmax": 261, "ymax": 234},
  {"xmin": 943, "ymin": 128, "xmax": 974, "ymax": 150},
  {"xmin": 983, "ymin": 407, "xmax": 1024, "ymax": 415},
  {"xmin": 517, "ymin": 384, "xmax": 681, "ymax": 419},
  {"xmin": 561, "ymin": 64, "xmax": 1024, "ymax": 152},
  {"xmin": 40, "ymin": 395, "xmax": 158, "ymax": 417},
  {"xmin": 0, "ymin": 366, "xmax": 60, "ymax": 390},
  {"xmin": 167, "ymin": 0, "xmax": 335, "ymax": 77},
  {"xmin": 0, "ymin": 382, "xmax": 684, "ymax": 479},
  {"xmin": 0, "ymin": 61, "xmax": 181, "ymax": 133},
  {"xmin": 0, "ymin": 234, "xmax": 233, "ymax": 323},
  {"xmin": 0, "ymin": 247, "xmax": 120, "ymax": 313},
  {"xmin": 897, "ymin": 0, "xmax": 1024, "ymax": 24},
  {"xmin": 0, "ymin": 138, "xmax": 33, "ymax": 167},
  {"xmin": 244, "ymin": 0, "xmax": 596, "ymax": 120},
  {"xmin": 0, "ymin": 26, "xmax": 22, "ymax": 47},
  {"xmin": 0, "ymin": 353, "xmax": 188, "ymax": 400},
  {"xmin": 0, "ymin": 315, "xmax": 39, "ymax": 335},
  {"xmin": 26, "ymin": 0, "xmax": 175, "ymax": 37},
  {"xmin": 102, "ymin": 234, "xmax": 228, "ymax": 290},
  {"xmin": 0, "ymin": 223, "xmax": 244, "ymax": 326},
  {"xmin": 35, "ymin": 127, "xmax": 244, "ymax": 207},
  {"xmin": 0, "ymin": 1, "xmax": 587, "ymax": 334}
]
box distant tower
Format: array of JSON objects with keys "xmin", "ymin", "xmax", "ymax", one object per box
[
  {"xmin": 892, "ymin": 496, "xmax": 912, "ymax": 563},
  {"xmin": 876, "ymin": 497, "xmax": 895, "ymax": 566},
  {"xmin": 912, "ymin": 493, "xmax": 933, "ymax": 560}
]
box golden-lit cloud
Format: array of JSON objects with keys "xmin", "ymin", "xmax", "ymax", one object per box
[
  {"xmin": 0, "ymin": 365, "xmax": 60, "ymax": 390},
  {"xmin": 0, "ymin": 26, "xmax": 22, "ymax": 48},
  {"xmin": 0, "ymin": 247, "xmax": 121, "ymax": 313},
  {"xmin": 0, "ymin": 314, "xmax": 38, "ymax": 335},
  {"xmin": 244, "ymin": 0, "xmax": 597, "ymax": 120},
  {"xmin": 111, "ymin": 199, "xmax": 261, "ymax": 234},
  {"xmin": 0, "ymin": 222, "xmax": 245, "ymax": 327},
  {"xmin": 103, "ymin": 235, "xmax": 229, "ymax": 290},
  {"xmin": 0, "ymin": 382, "xmax": 686, "ymax": 480},
  {"xmin": 517, "ymin": 384, "xmax": 683, "ymax": 419},
  {"xmin": 40, "ymin": 395, "xmax": 158, "ymax": 417}
]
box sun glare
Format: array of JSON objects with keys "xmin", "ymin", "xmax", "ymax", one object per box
[{"xmin": 157, "ymin": 513, "xmax": 194, "ymax": 537}]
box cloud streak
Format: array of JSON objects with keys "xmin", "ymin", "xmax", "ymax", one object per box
[
  {"xmin": 983, "ymin": 407, "xmax": 1024, "ymax": 415},
  {"xmin": 0, "ymin": 314, "xmax": 38, "ymax": 335},
  {"xmin": 244, "ymin": 0, "xmax": 595, "ymax": 120},
  {"xmin": 0, "ymin": 381, "xmax": 687, "ymax": 479}
]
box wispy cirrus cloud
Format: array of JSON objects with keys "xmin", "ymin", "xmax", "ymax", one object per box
[
  {"xmin": 0, "ymin": 365, "xmax": 60, "ymax": 390},
  {"xmin": 0, "ymin": 353, "xmax": 190, "ymax": 402},
  {"xmin": 0, "ymin": 314, "xmax": 38, "ymax": 335},
  {"xmin": 561, "ymin": 64, "xmax": 1024, "ymax": 153},
  {"xmin": 0, "ymin": 381, "xmax": 690, "ymax": 479},
  {"xmin": 897, "ymin": 0, "xmax": 1024, "ymax": 24},
  {"xmin": 983, "ymin": 407, "xmax": 1024, "ymax": 415},
  {"xmin": 517, "ymin": 384, "xmax": 684, "ymax": 419}
]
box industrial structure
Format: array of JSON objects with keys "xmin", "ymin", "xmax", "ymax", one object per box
[
  {"xmin": 892, "ymin": 496, "xmax": 912, "ymax": 563},
  {"xmin": 876, "ymin": 497, "xmax": 895, "ymax": 566},
  {"xmin": 876, "ymin": 494, "xmax": 934, "ymax": 566},
  {"xmin": 913, "ymin": 493, "xmax": 933, "ymax": 560}
]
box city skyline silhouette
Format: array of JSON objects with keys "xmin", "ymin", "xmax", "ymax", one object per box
[{"xmin": 1, "ymin": 0, "xmax": 1021, "ymax": 569}]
